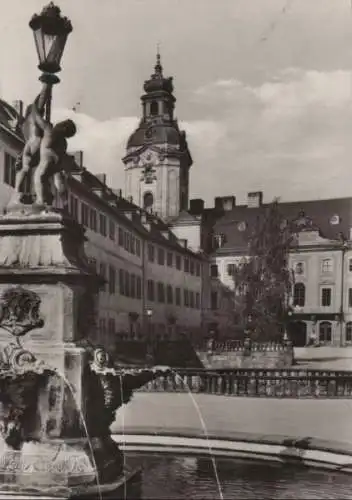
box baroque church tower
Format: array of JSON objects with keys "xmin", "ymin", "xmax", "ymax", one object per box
[{"xmin": 123, "ymin": 52, "xmax": 192, "ymax": 220}]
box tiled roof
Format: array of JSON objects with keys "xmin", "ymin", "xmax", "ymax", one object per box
[{"xmin": 211, "ymin": 197, "xmax": 352, "ymax": 254}]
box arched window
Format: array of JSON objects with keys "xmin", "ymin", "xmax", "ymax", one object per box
[
  {"xmin": 143, "ymin": 192, "xmax": 154, "ymax": 211},
  {"xmin": 293, "ymin": 283, "xmax": 305, "ymax": 307},
  {"xmin": 150, "ymin": 101, "xmax": 158, "ymax": 116},
  {"xmin": 346, "ymin": 322, "xmax": 352, "ymax": 343},
  {"xmin": 319, "ymin": 321, "xmax": 332, "ymax": 343}
]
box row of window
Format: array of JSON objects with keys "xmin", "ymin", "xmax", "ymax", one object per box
[
  {"xmin": 212, "ymin": 258, "xmax": 351, "ymax": 280},
  {"xmin": 71, "ymin": 195, "xmax": 201, "ymax": 274},
  {"xmin": 91, "ymin": 259, "xmax": 142, "ymax": 299},
  {"xmin": 147, "ymin": 243, "xmax": 201, "ymax": 276},
  {"xmin": 146, "ymin": 280, "xmax": 201, "ymax": 309},
  {"xmin": 294, "ymin": 283, "xmax": 352, "ymax": 309},
  {"xmin": 71, "ymin": 195, "xmax": 143, "ymax": 258},
  {"xmin": 293, "ymin": 283, "xmax": 333, "ymax": 307}
]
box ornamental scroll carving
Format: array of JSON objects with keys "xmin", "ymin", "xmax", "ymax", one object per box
[{"xmin": 0, "ymin": 287, "xmax": 44, "ymax": 342}]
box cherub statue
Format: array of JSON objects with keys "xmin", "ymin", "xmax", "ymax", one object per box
[
  {"xmin": 12, "ymin": 83, "xmax": 50, "ymax": 203},
  {"xmin": 31, "ymin": 92, "xmax": 76, "ymax": 207},
  {"xmin": 11, "ymin": 83, "xmax": 76, "ymax": 208}
]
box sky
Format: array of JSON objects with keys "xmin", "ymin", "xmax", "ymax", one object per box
[{"xmin": 1, "ymin": 0, "xmax": 352, "ymax": 207}]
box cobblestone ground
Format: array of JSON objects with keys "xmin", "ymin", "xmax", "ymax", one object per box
[{"xmin": 112, "ymin": 393, "xmax": 352, "ymax": 446}]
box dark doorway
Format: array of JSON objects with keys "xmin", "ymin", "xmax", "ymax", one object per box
[{"xmin": 289, "ymin": 321, "xmax": 307, "ymax": 347}]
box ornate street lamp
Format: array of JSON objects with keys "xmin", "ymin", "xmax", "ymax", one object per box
[
  {"xmin": 145, "ymin": 308, "xmax": 154, "ymax": 363},
  {"xmin": 29, "ymin": 2, "xmax": 73, "ymax": 121}
]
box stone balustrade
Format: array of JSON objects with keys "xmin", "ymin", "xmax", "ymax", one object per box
[
  {"xmin": 209, "ymin": 340, "xmax": 291, "ymax": 352},
  {"xmin": 137, "ymin": 368, "xmax": 352, "ymax": 398}
]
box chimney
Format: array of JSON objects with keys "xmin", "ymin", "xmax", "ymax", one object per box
[
  {"xmin": 247, "ymin": 191, "xmax": 263, "ymax": 208},
  {"xmin": 189, "ymin": 198, "xmax": 205, "ymax": 214},
  {"xmin": 214, "ymin": 197, "xmax": 224, "ymax": 211},
  {"xmin": 221, "ymin": 196, "xmax": 236, "ymax": 211},
  {"xmin": 96, "ymin": 173, "xmax": 107, "ymax": 185},
  {"xmin": 73, "ymin": 150, "xmax": 84, "ymax": 168},
  {"xmin": 12, "ymin": 100, "xmax": 23, "ymax": 118},
  {"xmin": 112, "ymin": 188, "xmax": 123, "ymax": 198},
  {"xmin": 178, "ymin": 238, "xmax": 188, "ymax": 248}
]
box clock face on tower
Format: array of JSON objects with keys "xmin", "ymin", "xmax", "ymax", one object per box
[
  {"xmin": 145, "ymin": 128, "xmax": 153, "ymax": 139},
  {"xmin": 139, "ymin": 149, "xmax": 159, "ymax": 166}
]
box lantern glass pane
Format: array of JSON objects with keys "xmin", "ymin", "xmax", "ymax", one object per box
[
  {"xmin": 33, "ymin": 29, "xmax": 46, "ymax": 64},
  {"xmin": 46, "ymin": 33, "xmax": 67, "ymax": 66}
]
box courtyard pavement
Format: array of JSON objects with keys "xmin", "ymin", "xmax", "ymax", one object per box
[{"xmin": 112, "ymin": 393, "xmax": 352, "ymax": 452}]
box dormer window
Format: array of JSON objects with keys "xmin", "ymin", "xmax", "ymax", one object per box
[{"xmin": 213, "ymin": 233, "xmax": 226, "ymax": 249}]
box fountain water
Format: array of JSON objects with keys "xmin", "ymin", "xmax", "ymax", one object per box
[{"xmin": 171, "ymin": 370, "xmax": 224, "ymax": 500}]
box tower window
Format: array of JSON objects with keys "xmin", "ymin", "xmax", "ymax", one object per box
[
  {"xmin": 150, "ymin": 101, "xmax": 158, "ymax": 116},
  {"xmin": 143, "ymin": 192, "xmax": 154, "ymax": 211}
]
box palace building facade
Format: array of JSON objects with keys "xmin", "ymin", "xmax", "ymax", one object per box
[{"xmin": 1, "ymin": 53, "xmax": 350, "ymax": 347}]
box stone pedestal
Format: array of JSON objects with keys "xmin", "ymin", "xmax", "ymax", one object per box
[{"xmin": 0, "ymin": 207, "xmax": 141, "ymax": 499}]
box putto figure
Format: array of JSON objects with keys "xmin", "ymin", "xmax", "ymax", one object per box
[{"xmin": 12, "ymin": 82, "xmax": 77, "ymax": 207}]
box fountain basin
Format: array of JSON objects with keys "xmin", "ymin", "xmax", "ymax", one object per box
[{"xmin": 112, "ymin": 429, "xmax": 352, "ymax": 473}]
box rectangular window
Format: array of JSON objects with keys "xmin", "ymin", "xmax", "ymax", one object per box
[
  {"xmin": 124, "ymin": 232, "xmax": 130, "ymax": 252},
  {"xmin": 189, "ymin": 291, "xmax": 195, "ymax": 308},
  {"xmin": 99, "ymin": 318, "xmax": 106, "ymax": 334},
  {"xmin": 158, "ymin": 248, "xmax": 165, "ymax": 265},
  {"xmin": 147, "ymin": 280, "xmax": 155, "ymax": 301},
  {"xmin": 211, "ymin": 291, "xmax": 218, "ymax": 310},
  {"xmin": 70, "ymin": 195, "xmax": 79, "ymax": 220},
  {"xmin": 190, "ymin": 261, "xmax": 195, "ymax": 276},
  {"xmin": 157, "ymin": 282, "xmax": 165, "ymax": 303},
  {"xmin": 349, "ymin": 259, "xmax": 352, "ymax": 272},
  {"xmin": 109, "ymin": 220, "xmax": 115, "ymax": 241},
  {"xmin": 125, "ymin": 271, "xmax": 130, "ymax": 297},
  {"xmin": 321, "ymin": 288, "xmax": 332, "ymax": 307},
  {"xmin": 130, "ymin": 235, "xmax": 136, "ymax": 255},
  {"xmin": 99, "ymin": 263, "xmax": 107, "ymax": 291},
  {"xmin": 184, "ymin": 289, "xmax": 189, "ymax": 307},
  {"xmin": 175, "ymin": 287, "xmax": 181, "ymax": 306},
  {"xmin": 118, "ymin": 227, "xmax": 124, "ymax": 246},
  {"xmin": 321, "ymin": 258, "xmax": 333, "ymax": 274},
  {"xmin": 195, "ymin": 292, "xmax": 200, "ymax": 309},
  {"xmin": 167, "ymin": 252, "xmax": 173, "ymax": 267},
  {"xmin": 227, "ymin": 264, "xmax": 236, "ymax": 276},
  {"xmin": 196, "ymin": 262, "xmax": 201, "ymax": 277},
  {"xmin": 184, "ymin": 258, "xmax": 190, "ymax": 273},
  {"xmin": 130, "ymin": 274, "xmax": 136, "ymax": 298},
  {"xmin": 349, "ymin": 288, "xmax": 352, "ymax": 308},
  {"xmin": 108, "ymin": 318, "xmax": 115, "ymax": 334},
  {"xmin": 81, "ymin": 203, "xmax": 89, "ymax": 227},
  {"xmin": 89, "ymin": 208, "xmax": 97, "ymax": 231},
  {"xmin": 148, "ymin": 244, "xmax": 155, "ymax": 262},
  {"xmin": 176, "ymin": 255, "xmax": 182, "ymax": 270},
  {"xmin": 108, "ymin": 265, "xmax": 116, "ymax": 294},
  {"xmin": 99, "ymin": 214, "xmax": 107, "ymax": 237},
  {"xmin": 136, "ymin": 238, "xmax": 141, "ymax": 257},
  {"xmin": 136, "ymin": 276, "xmax": 142, "ymax": 299},
  {"xmin": 4, "ymin": 153, "xmax": 16, "ymax": 187},
  {"xmin": 210, "ymin": 264, "xmax": 218, "ymax": 278},
  {"xmin": 119, "ymin": 269, "xmax": 125, "ymax": 295},
  {"xmin": 166, "ymin": 285, "xmax": 173, "ymax": 304}
]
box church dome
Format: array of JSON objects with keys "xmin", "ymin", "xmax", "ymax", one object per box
[{"xmin": 127, "ymin": 121, "xmax": 182, "ymax": 149}]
